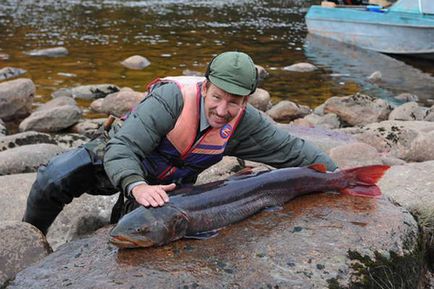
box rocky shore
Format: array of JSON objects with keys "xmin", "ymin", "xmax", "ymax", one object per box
[{"xmin": 0, "ymin": 60, "xmax": 433, "ymax": 288}]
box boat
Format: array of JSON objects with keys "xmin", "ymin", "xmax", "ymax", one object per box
[{"xmin": 305, "ymin": 0, "xmax": 434, "ymax": 59}]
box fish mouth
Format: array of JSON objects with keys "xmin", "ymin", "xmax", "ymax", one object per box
[{"xmin": 109, "ymin": 235, "xmax": 154, "ymax": 249}]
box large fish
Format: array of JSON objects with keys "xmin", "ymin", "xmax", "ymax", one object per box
[{"xmin": 110, "ymin": 164, "xmax": 389, "ymax": 248}]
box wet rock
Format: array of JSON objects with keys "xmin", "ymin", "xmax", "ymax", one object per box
[
  {"xmin": 248, "ymin": 88, "xmax": 272, "ymax": 112},
  {"xmin": 394, "ymin": 92, "xmax": 419, "ymax": 102},
  {"xmin": 8, "ymin": 194, "xmax": 421, "ymax": 289},
  {"xmin": 424, "ymin": 105, "xmax": 434, "ymax": 122},
  {"xmin": 313, "ymin": 103, "xmax": 326, "ymax": 116},
  {"xmin": 70, "ymin": 119, "xmax": 105, "ymax": 138},
  {"xmin": 388, "ymin": 101, "xmax": 428, "ymax": 121},
  {"xmin": 0, "ymin": 78, "xmax": 35, "ymax": 121},
  {"xmin": 0, "ymin": 131, "xmax": 56, "ymax": 152},
  {"xmin": 24, "ymin": 47, "xmax": 68, "ymax": 57},
  {"xmin": 367, "ymin": 71, "xmax": 382, "ymax": 82},
  {"xmin": 0, "ymin": 53, "xmax": 9, "ymax": 60},
  {"xmin": 120, "ymin": 55, "xmax": 151, "ymax": 70},
  {"xmin": 323, "ymin": 93, "xmax": 392, "ymax": 126},
  {"xmin": 0, "ymin": 67, "xmax": 26, "ymax": 81},
  {"xmin": 329, "ymin": 142, "xmax": 383, "ymax": 168},
  {"xmin": 35, "ymin": 96, "xmax": 77, "ymax": 111},
  {"xmin": 0, "ymin": 221, "xmax": 51, "ymax": 288},
  {"xmin": 283, "ymin": 62, "xmax": 318, "ymax": 72},
  {"xmin": 52, "ymin": 133, "xmax": 89, "ymax": 149},
  {"xmin": 90, "ymin": 98, "xmax": 104, "ymax": 113},
  {"xmin": 255, "ymin": 64, "xmax": 269, "ymax": 83},
  {"xmin": 96, "ymin": 89, "xmax": 146, "ymax": 117},
  {"xmin": 0, "ymin": 172, "xmax": 119, "ymax": 251},
  {"xmin": 0, "ymin": 119, "xmax": 5, "ymax": 136},
  {"xmin": 0, "ymin": 143, "xmax": 65, "ymax": 175},
  {"xmin": 302, "ymin": 113, "xmax": 341, "ymax": 129},
  {"xmin": 19, "ymin": 105, "xmax": 82, "ymax": 133},
  {"xmin": 52, "ymin": 84, "xmax": 120, "ymax": 100},
  {"xmin": 266, "ymin": 100, "xmax": 311, "ymax": 122}
]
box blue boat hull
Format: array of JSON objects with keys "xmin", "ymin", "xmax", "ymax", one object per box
[{"xmin": 306, "ymin": 6, "xmax": 434, "ymax": 58}]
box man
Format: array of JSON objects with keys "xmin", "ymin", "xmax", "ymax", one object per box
[{"xmin": 23, "ymin": 51, "xmax": 337, "ymax": 235}]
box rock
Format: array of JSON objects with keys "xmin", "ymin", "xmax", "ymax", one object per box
[
  {"xmin": 0, "ymin": 221, "xmax": 51, "ymax": 288},
  {"xmin": 394, "ymin": 93, "xmax": 419, "ymax": 102},
  {"xmin": 24, "ymin": 47, "xmax": 68, "ymax": 57},
  {"xmin": 0, "ymin": 172, "xmax": 119, "ymax": 250},
  {"xmin": 313, "ymin": 103, "xmax": 326, "ymax": 115},
  {"xmin": 0, "ymin": 119, "xmax": 5, "ymax": 136},
  {"xmin": 424, "ymin": 105, "xmax": 434, "ymax": 122},
  {"xmin": 35, "ymin": 96, "xmax": 77, "ymax": 111},
  {"xmin": 266, "ymin": 100, "xmax": 311, "ymax": 122},
  {"xmin": 388, "ymin": 101, "xmax": 428, "ymax": 121},
  {"xmin": 8, "ymin": 195, "xmax": 421, "ymax": 289},
  {"xmin": 0, "ymin": 67, "xmax": 26, "ymax": 81},
  {"xmin": 0, "ymin": 78, "xmax": 35, "ymax": 121},
  {"xmin": 19, "ymin": 105, "xmax": 82, "ymax": 133},
  {"xmin": 302, "ymin": 113, "xmax": 341, "ymax": 129},
  {"xmin": 323, "ymin": 93, "xmax": 392, "ymax": 126},
  {"xmin": 290, "ymin": 118, "xmax": 314, "ymax": 128},
  {"xmin": 182, "ymin": 69, "xmax": 202, "ymax": 76},
  {"xmin": 329, "ymin": 142, "xmax": 383, "ymax": 168},
  {"xmin": 52, "ymin": 84, "xmax": 120, "ymax": 101},
  {"xmin": 283, "ymin": 62, "xmax": 318, "ymax": 72},
  {"xmin": 367, "ymin": 71, "xmax": 382, "ymax": 82},
  {"xmin": 90, "ymin": 98, "xmax": 104, "ymax": 113},
  {"xmin": 255, "ymin": 64, "xmax": 269, "ymax": 83},
  {"xmin": 98, "ymin": 89, "xmax": 145, "ymax": 117},
  {"xmin": 0, "ymin": 144, "xmax": 65, "ymax": 175},
  {"xmin": 0, "ymin": 53, "xmax": 9, "ymax": 60},
  {"xmin": 120, "ymin": 55, "xmax": 151, "ymax": 70},
  {"xmin": 52, "ymin": 133, "xmax": 89, "ymax": 149},
  {"xmin": 70, "ymin": 119, "xmax": 105, "ymax": 138},
  {"xmin": 248, "ymin": 88, "xmax": 272, "ymax": 112},
  {"xmin": 0, "ymin": 131, "xmax": 56, "ymax": 152}
]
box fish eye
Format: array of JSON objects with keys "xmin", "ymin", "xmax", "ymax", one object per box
[{"xmin": 136, "ymin": 228, "xmax": 141, "ymax": 233}]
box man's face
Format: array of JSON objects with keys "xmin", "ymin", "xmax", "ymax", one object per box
[{"xmin": 202, "ymin": 81, "xmax": 247, "ymax": 128}]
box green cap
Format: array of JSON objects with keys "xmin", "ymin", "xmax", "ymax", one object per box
[{"xmin": 206, "ymin": 51, "xmax": 257, "ymax": 96}]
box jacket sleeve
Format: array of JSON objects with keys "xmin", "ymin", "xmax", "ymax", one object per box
[
  {"xmin": 225, "ymin": 105, "xmax": 337, "ymax": 171},
  {"xmin": 103, "ymin": 82, "xmax": 183, "ymax": 192}
]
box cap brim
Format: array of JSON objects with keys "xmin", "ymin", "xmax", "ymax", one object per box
[{"xmin": 208, "ymin": 75, "xmax": 251, "ymax": 96}]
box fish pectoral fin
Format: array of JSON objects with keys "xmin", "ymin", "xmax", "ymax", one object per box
[
  {"xmin": 263, "ymin": 205, "xmax": 283, "ymax": 212},
  {"xmin": 184, "ymin": 229, "xmax": 219, "ymax": 240}
]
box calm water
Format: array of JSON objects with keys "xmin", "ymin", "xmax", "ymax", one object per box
[{"xmin": 1, "ymin": 0, "xmax": 433, "ymax": 116}]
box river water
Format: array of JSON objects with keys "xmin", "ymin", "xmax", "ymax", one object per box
[{"xmin": 1, "ymin": 0, "xmax": 434, "ymax": 115}]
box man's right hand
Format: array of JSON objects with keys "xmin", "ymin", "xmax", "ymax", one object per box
[{"xmin": 131, "ymin": 183, "xmax": 176, "ymax": 207}]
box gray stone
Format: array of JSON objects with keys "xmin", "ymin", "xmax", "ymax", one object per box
[
  {"xmin": 0, "ymin": 67, "xmax": 27, "ymax": 81},
  {"xmin": 98, "ymin": 89, "xmax": 145, "ymax": 117},
  {"xmin": 329, "ymin": 142, "xmax": 383, "ymax": 169},
  {"xmin": 35, "ymin": 96, "xmax": 77, "ymax": 111},
  {"xmin": 266, "ymin": 101, "xmax": 311, "ymax": 122},
  {"xmin": 19, "ymin": 105, "xmax": 82, "ymax": 133},
  {"xmin": 70, "ymin": 119, "xmax": 105, "ymax": 138},
  {"xmin": 8, "ymin": 195, "xmax": 421, "ymax": 289},
  {"xmin": 0, "ymin": 119, "xmax": 5, "ymax": 136},
  {"xmin": 0, "ymin": 144, "xmax": 65, "ymax": 175},
  {"xmin": 52, "ymin": 84, "xmax": 120, "ymax": 100},
  {"xmin": 302, "ymin": 113, "xmax": 341, "ymax": 129},
  {"xmin": 0, "ymin": 173, "xmax": 36, "ymax": 221},
  {"xmin": 0, "ymin": 131, "xmax": 56, "ymax": 152},
  {"xmin": 388, "ymin": 101, "xmax": 428, "ymax": 121},
  {"xmin": 394, "ymin": 93, "xmax": 419, "ymax": 102},
  {"xmin": 248, "ymin": 88, "xmax": 272, "ymax": 112},
  {"xmin": 52, "ymin": 133, "xmax": 89, "ymax": 149},
  {"xmin": 323, "ymin": 93, "xmax": 392, "ymax": 126},
  {"xmin": 425, "ymin": 105, "xmax": 434, "ymax": 122},
  {"xmin": 255, "ymin": 64, "xmax": 269, "ymax": 83},
  {"xmin": 0, "ymin": 78, "xmax": 35, "ymax": 121},
  {"xmin": 120, "ymin": 55, "xmax": 151, "ymax": 70},
  {"xmin": 24, "ymin": 47, "xmax": 68, "ymax": 57},
  {"xmin": 0, "ymin": 221, "xmax": 51, "ymax": 288},
  {"xmin": 90, "ymin": 98, "xmax": 104, "ymax": 113},
  {"xmin": 283, "ymin": 62, "xmax": 318, "ymax": 72},
  {"xmin": 367, "ymin": 71, "xmax": 382, "ymax": 82}
]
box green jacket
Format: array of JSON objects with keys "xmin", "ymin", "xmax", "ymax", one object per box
[{"xmin": 103, "ymin": 82, "xmax": 337, "ymax": 193}]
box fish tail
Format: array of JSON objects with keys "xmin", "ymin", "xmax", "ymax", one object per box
[{"xmin": 340, "ymin": 165, "xmax": 390, "ymax": 198}]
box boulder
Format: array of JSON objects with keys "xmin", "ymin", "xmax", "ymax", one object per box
[
  {"xmin": 323, "ymin": 93, "xmax": 392, "ymax": 126},
  {"xmin": 0, "ymin": 67, "xmax": 27, "ymax": 81},
  {"xmin": 0, "ymin": 78, "xmax": 35, "ymax": 121},
  {"xmin": 35, "ymin": 96, "xmax": 77, "ymax": 111},
  {"xmin": 19, "ymin": 105, "xmax": 82, "ymax": 133},
  {"xmin": 52, "ymin": 84, "xmax": 120, "ymax": 100},
  {"xmin": 283, "ymin": 62, "xmax": 318, "ymax": 72},
  {"xmin": 98, "ymin": 89, "xmax": 145, "ymax": 117},
  {"xmin": 7, "ymin": 195, "xmax": 422, "ymax": 289},
  {"xmin": 90, "ymin": 98, "xmax": 104, "ymax": 113},
  {"xmin": 394, "ymin": 93, "xmax": 419, "ymax": 103},
  {"xmin": 52, "ymin": 133, "xmax": 89, "ymax": 149},
  {"xmin": 0, "ymin": 119, "xmax": 5, "ymax": 136},
  {"xmin": 0, "ymin": 144, "xmax": 65, "ymax": 175},
  {"xmin": 70, "ymin": 119, "xmax": 105, "ymax": 138},
  {"xmin": 266, "ymin": 101, "xmax": 311, "ymax": 122},
  {"xmin": 24, "ymin": 47, "xmax": 68, "ymax": 57},
  {"xmin": 367, "ymin": 71, "xmax": 382, "ymax": 82},
  {"xmin": 302, "ymin": 113, "xmax": 341, "ymax": 129},
  {"xmin": 329, "ymin": 142, "xmax": 383, "ymax": 168},
  {"xmin": 0, "ymin": 131, "xmax": 56, "ymax": 152},
  {"xmin": 0, "ymin": 221, "xmax": 51, "ymax": 288},
  {"xmin": 255, "ymin": 64, "xmax": 269, "ymax": 83},
  {"xmin": 120, "ymin": 55, "xmax": 151, "ymax": 70},
  {"xmin": 388, "ymin": 101, "xmax": 428, "ymax": 121},
  {"xmin": 248, "ymin": 88, "xmax": 272, "ymax": 112},
  {"xmin": 425, "ymin": 105, "xmax": 434, "ymax": 122}
]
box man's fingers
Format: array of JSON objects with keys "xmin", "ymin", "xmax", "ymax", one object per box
[
  {"xmin": 152, "ymin": 190, "xmax": 166, "ymax": 206},
  {"xmin": 161, "ymin": 183, "xmax": 176, "ymax": 192}
]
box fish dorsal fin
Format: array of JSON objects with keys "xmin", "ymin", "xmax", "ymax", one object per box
[{"xmin": 308, "ymin": 163, "xmax": 327, "ymax": 173}]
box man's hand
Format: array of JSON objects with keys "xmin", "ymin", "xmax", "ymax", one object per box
[{"xmin": 131, "ymin": 183, "xmax": 176, "ymax": 207}]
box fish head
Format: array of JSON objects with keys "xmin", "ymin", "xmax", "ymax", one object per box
[{"xmin": 110, "ymin": 205, "xmax": 189, "ymax": 248}]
